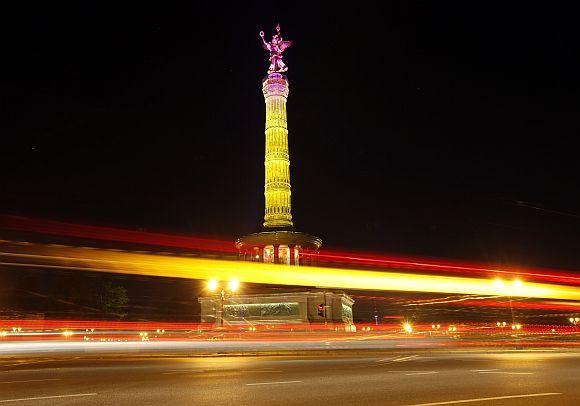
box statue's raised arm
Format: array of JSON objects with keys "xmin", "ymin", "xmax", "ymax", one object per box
[
  {"xmin": 259, "ymin": 24, "xmax": 292, "ymax": 74},
  {"xmin": 259, "ymin": 31, "xmax": 271, "ymax": 51}
]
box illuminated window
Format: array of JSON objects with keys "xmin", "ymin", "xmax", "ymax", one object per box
[
  {"xmin": 263, "ymin": 245, "xmax": 274, "ymax": 263},
  {"xmin": 294, "ymin": 245, "xmax": 300, "ymax": 266},
  {"xmin": 279, "ymin": 245, "xmax": 290, "ymax": 265}
]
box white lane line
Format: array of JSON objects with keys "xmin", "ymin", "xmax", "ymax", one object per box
[
  {"xmin": 0, "ymin": 379, "xmax": 62, "ymax": 384},
  {"xmin": 1, "ymin": 360, "xmax": 53, "ymax": 368},
  {"xmin": 246, "ymin": 380, "xmax": 302, "ymax": 386},
  {"xmin": 469, "ymin": 369, "xmax": 499, "ymax": 372},
  {"xmin": 378, "ymin": 355, "xmax": 420, "ymax": 364},
  {"xmin": 405, "ymin": 371, "xmax": 439, "ymax": 376},
  {"xmin": 394, "ymin": 355, "xmax": 420, "ymax": 363},
  {"xmin": 163, "ymin": 369, "xmax": 281, "ymax": 375},
  {"xmin": 377, "ymin": 358, "xmax": 395, "ymax": 363},
  {"xmin": 0, "ymin": 393, "xmax": 98, "ymax": 403},
  {"xmin": 402, "ymin": 392, "xmax": 561, "ymax": 406},
  {"xmin": 2, "ymin": 369, "xmax": 44, "ymax": 374},
  {"xmin": 162, "ymin": 370, "xmax": 206, "ymax": 375},
  {"xmin": 477, "ymin": 371, "xmax": 533, "ymax": 375}
]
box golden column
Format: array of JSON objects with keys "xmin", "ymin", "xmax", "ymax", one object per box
[
  {"xmin": 262, "ymin": 73, "xmax": 293, "ymax": 229},
  {"xmin": 235, "ymin": 25, "xmax": 322, "ymax": 265}
]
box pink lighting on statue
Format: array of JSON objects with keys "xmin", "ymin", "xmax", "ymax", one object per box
[{"xmin": 259, "ymin": 24, "xmax": 293, "ymax": 74}]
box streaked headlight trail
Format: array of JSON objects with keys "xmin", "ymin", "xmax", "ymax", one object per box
[{"xmin": 1, "ymin": 240, "xmax": 579, "ymax": 301}]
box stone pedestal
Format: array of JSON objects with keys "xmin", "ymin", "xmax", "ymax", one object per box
[{"xmin": 199, "ymin": 291, "xmax": 354, "ymax": 328}]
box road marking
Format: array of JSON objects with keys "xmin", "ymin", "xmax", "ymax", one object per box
[
  {"xmin": 378, "ymin": 355, "xmax": 420, "ymax": 364},
  {"xmin": 377, "ymin": 357, "xmax": 396, "ymax": 363},
  {"xmin": 477, "ymin": 371, "xmax": 533, "ymax": 375},
  {"xmin": 163, "ymin": 369, "xmax": 281, "ymax": 375},
  {"xmin": 405, "ymin": 371, "xmax": 439, "ymax": 376},
  {"xmin": 0, "ymin": 379, "xmax": 61, "ymax": 384},
  {"xmin": 1, "ymin": 360, "xmax": 54, "ymax": 368},
  {"xmin": 394, "ymin": 355, "xmax": 420, "ymax": 362},
  {"xmin": 469, "ymin": 369, "xmax": 499, "ymax": 372},
  {"xmin": 163, "ymin": 370, "xmax": 206, "ymax": 375},
  {"xmin": 402, "ymin": 392, "xmax": 561, "ymax": 405},
  {"xmin": 0, "ymin": 393, "xmax": 98, "ymax": 403},
  {"xmin": 246, "ymin": 380, "xmax": 302, "ymax": 386}
]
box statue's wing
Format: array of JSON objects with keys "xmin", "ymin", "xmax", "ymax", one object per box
[{"xmin": 279, "ymin": 40, "xmax": 293, "ymax": 51}]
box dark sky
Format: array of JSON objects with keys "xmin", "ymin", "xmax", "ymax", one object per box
[{"xmin": 2, "ymin": 2, "xmax": 579, "ymax": 269}]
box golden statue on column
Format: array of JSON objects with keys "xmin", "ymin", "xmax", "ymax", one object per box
[{"xmin": 259, "ymin": 24, "xmax": 293, "ymax": 74}]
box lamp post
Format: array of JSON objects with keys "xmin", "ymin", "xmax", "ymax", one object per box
[
  {"xmin": 493, "ymin": 278, "xmax": 523, "ymax": 349},
  {"xmin": 207, "ymin": 279, "xmax": 240, "ymax": 327}
]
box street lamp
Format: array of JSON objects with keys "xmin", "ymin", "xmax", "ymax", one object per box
[
  {"xmin": 493, "ymin": 278, "xmax": 524, "ymax": 349},
  {"xmin": 207, "ymin": 279, "xmax": 240, "ymax": 327},
  {"xmin": 493, "ymin": 278, "xmax": 523, "ymax": 326}
]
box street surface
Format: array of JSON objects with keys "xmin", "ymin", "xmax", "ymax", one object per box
[{"xmin": 0, "ymin": 349, "xmax": 579, "ymax": 405}]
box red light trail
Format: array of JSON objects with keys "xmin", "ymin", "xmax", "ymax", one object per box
[{"xmin": 3, "ymin": 215, "xmax": 579, "ymax": 287}]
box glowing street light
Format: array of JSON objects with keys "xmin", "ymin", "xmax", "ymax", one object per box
[
  {"xmin": 207, "ymin": 279, "xmax": 219, "ymax": 292},
  {"xmin": 493, "ymin": 278, "xmax": 504, "ymax": 290},
  {"xmin": 206, "ymin": 279, "xmax": 241, "ymax": 327},
  {"xmin": 228, "ymin": 278, "xmax": 240, "ymax": 292},
  {"xmin": 403, "ymin": 322, "xmax": 413, "ymax": 334}
]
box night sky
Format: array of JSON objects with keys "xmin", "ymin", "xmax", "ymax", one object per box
[{"xmin": 3, "ymin": 3, "xmax": 579, "ymax": 270}]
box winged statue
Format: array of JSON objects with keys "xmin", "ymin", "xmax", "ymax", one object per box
[{"xmin": 259, "ymin": 24, "xmax": 293, "ymax": 74}]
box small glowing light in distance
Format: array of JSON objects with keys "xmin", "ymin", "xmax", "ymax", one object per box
[
  {"xmin": 513, "ymin": 279, "xmax": 523, "ymax": 288},
  {"xmin": 403, "ymin": 323, "xmax": 413, "ymax": 333}
]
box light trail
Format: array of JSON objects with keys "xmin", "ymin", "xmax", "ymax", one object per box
[
  {"xmin": 1, "ymin": 240, "xmax": 579, "ymax": 301},
  {"xmin": 3, "ymin": 215, "xmax": 579, "ymax": 286},
  {"xmin": 0, "ymin": 215, "xmax": 236, "ymax": 254}
]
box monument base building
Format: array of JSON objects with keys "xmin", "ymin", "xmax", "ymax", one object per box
[{"xmin": 199, "ymin": 291, "xmax": 354, "ymax": 328}]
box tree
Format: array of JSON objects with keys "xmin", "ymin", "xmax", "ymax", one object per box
[{"xmin": 94, "ymin": 281, "xmax": 128, "ymax": 319}]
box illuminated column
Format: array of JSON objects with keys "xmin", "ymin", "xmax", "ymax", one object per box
[{"xmin": 262, "ymin": 73, "xmax": 293, "ymax": 228}]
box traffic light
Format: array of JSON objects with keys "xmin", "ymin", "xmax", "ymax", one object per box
[{"xmin": 317, "ymin": 303, "xmax": 324, "ymax": 317}]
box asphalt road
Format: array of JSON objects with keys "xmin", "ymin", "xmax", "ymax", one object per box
[{"xmin": 0, "ymin": 350, "xmax": 579, "ymax": 405}]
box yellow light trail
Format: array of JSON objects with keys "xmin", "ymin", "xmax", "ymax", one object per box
[{"xmin": 1, "ymin": 240, "xmax": 579, "ymax": 301}]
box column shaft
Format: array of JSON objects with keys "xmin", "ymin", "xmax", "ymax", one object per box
[{"xmin": 262, "ymin": 73, "xmax": 293, "ymax": 228}]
